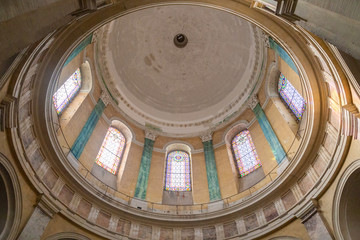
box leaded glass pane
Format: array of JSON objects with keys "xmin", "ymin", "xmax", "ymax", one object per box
[
  {"xmin": 165, "ymin": 151, "xmax": 191, "ymax": 191},
  {"xmin": 53, "ymin": 68, "xmax": 81, "ymax": 114},
  {"xmin": 232, "ymin": 130, "xmax": 261, "ymax": 177},
  {"xmin": 95, "ymin": 127, "xmax": 126, "ymax": 174},
  {"xmin": 278, "ymin": 73, "xmax": 306, "ymax": 120}
]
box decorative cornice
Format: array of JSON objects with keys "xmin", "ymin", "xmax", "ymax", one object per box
[
  {"xmin": 145, "ymin": 129, "xmax": 157, "ymax": 141},
  {"xmin": 247, "ymin": 94, "xmax": 259, "ymax": 110},
  {"xmin": 200, "ymin": 130, "xmax": 213, "ymax": 142},
  {"xmin": 100, "ymin": 90, "xmax": 112, "ymax": 106}
]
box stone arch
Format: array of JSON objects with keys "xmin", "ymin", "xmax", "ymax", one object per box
[
  {"xmin": 0, "ymin": 153, "xmax": 22, "ymax": 240},
  {"xmin": 333, "ymin": 159, "xmax": 360, "ymax": 240}
]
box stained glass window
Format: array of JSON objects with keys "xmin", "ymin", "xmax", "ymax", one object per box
[
  {"xmin": 95, "ymin": 127, "xmax": 126, "ymax": 174},
  {"xmin": 278, "ymin": 73, "xmax": 306, "ymax": 120},
  {"xmin": 165, "ymin": 151, "xmax": 191, "ymax": 191},
  {"xmin": 53, "ymin": 68, "xmax": 81, "ymax": 114},
  {"xmin": 232, "ymin": 130, "xmax": 261, "ymax": 177}
]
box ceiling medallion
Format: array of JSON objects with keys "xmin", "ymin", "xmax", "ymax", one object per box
[{"xmin": 174, "ymin": 33, "xmax": 188, "ymax": 48}]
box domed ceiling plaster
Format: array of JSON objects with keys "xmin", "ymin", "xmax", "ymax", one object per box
[{"xmin": 95, "ymin": 4, "xmax": 265, "ymax": 136}]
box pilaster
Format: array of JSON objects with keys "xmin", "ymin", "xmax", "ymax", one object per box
[
  {"xmin": 18, "ymin": 195, "xmax": 59, "ymax": 240},
  {"xmin": 134, "ymin": 129, "xmax": 157, "ymax": 199},
  {"xmin": 201, "ymin": 131, "xmax": 222, "ymax": 201},
  {"xmin": 248, "ymin": 95, "xmax": 287, "ymax": 164}
]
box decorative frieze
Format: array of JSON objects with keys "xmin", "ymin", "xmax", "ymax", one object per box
[
  {"xmin": 235, "ymin": 217, "xmax": 246, "ymax": 235},
  {"xmin": 274, "ymin": 198, "xmax": 287, "ymax": 215},
  {"xmin": 291, "ymin": 183, "xmax": 303, "ymax": 201},
  {"xmin": 69, "ymin": 193, "xmax": 82, "ymax": 212},
  {"xmin": 88, "ymin": 206, "xmax": 100, "ymax": 223}
]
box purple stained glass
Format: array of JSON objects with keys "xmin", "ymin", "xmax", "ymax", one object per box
[
  {"xmin": 278, "ymin": 73, "xmax": 306, "ymax": 120},
  {"xmin": 53, "ymin": 68, "xmax": 81, "ymax": 114},
  {"xmin": 232, "ymin": 130, "xmax": 261, "ymax": 177},
  {"xmin": 165, "ymin": 151, "xmax": 191, "ymax": 191},
  {"xmin": 95, "ymin": 127, "xmax": 126, "ymax": 174}
]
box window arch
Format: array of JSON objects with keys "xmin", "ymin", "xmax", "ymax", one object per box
[
  {"xmin": 278, "ymin": 73, "xmax": 306, "ymax": 120},
  {"xmin": 53, "ymin": 68, "xmax": 81, "ymax": 114},
  {"xmin": 95, "ymin": 127, "xmax": 126, "ymax": 174},
  {"xmin": 232, "ymin": 130, "xmax": 261, "ymax": 177},
  {"xmin": 165, "ymin": 150, "xmax": 191, "ymax": 191}
]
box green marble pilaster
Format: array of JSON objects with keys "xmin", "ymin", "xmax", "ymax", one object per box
[
  {"xmin": 269, "ymin": 37, "xmax": 299, "ymax": 75},
  {"xmin": 71, "ymin": 98, "xmax": 105, "ymax": 159},
  {"xmin": 64, "ymin": 33, "xmax": 93, "ymax": 66},
  {"xmin": 253, "ymin": 103, "xmax": 286, "ymax": 164},
  {"xmin": 134, "ymin": 137, "xmax": 155, "ymax": 200},
  {"xmin": 202, "ymin": 140, "xmax": 222, "ymax": 201}
]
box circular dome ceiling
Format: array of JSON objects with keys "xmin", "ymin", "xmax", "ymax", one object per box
[{"xmin": 96, "ymin": 4, "xmax": 265, "ymax": 136}]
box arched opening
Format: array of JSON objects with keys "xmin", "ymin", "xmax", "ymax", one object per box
[
  {"xmin": 162, "ymin": 143, "xmax": 193, "ymax": 205},
  {"xmin": 54, "ymin": 60, "xmax": 93, "ymax": 130},
  {"xmin": 0, "ymin": 154, "xmax": 21, "ymax": 240},
  {"xmin": 278, "ymin": 73, "xmax": 306, "ymax": 121},
  {"xmin": 224, "ymin": 122, "xmax": 265, "ymax": 193},
  {"xmin": 337, "ymin": 162, "xmax": 360, "ymax": 239},
  {"xmin": 90, "ymin": 119, "xmax": 132, "ymax": 190},
  {"xmin": 265, "ymin": 41, "xmax": 307, "ymax": 137}
]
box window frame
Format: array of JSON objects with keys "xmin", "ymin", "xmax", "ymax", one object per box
[
  {"xmin": 164, "ymin": 150, "xmax": 192, "ymax": 192},
  {"xmin": 53, "ymin": 68, "xmax": 82, "ymax": 115},
  {"xmin": 278, "ymin": 73, "xmax": 306, "ymax": 121},
  {"xmin": 95, "ymin": 126, "xmax": 126, "ymax": 175},
  {"xmin": 231, "ymin": 130, "xmax": 262, "ymax": 177}
]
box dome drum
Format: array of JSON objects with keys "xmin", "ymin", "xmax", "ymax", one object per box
[{"xmin": 3, "ymin": 1, "xmax": 353, "ymax": 240}]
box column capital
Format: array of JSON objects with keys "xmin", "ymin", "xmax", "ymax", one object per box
[
  {"xmin": 247, "ymin": 94, "xmax": 259, "ymax": 110},
  {"xmin": 145, "ymin": 129, "xmax": 157, "ymax": 141},
  {"xmin": 296, "ymin": 199, "xmax": 318, "ymax": 222},
  {"xmin": 100, "ymin": 90, "xmax": 112, "ymax": 106},
  {"xmin": 91, "ymin": 30, "xmax": 99, "ymax": 44},
  {"xmin": 37, "ymin": 194, "xmax": 60, "ymax": 218},
  {"xmin": 262, "ymin": 31, "xmax": 270, "ymax": 48},
  {"xmin": 200, "ymin": 130, "xmax": 213, "ymax": 142}
]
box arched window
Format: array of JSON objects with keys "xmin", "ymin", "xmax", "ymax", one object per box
[
  {"xmin": 95, "ymin": 127, "xmax": 126, "ymax": 174},
  {"xmin": 232, "ymin": 130, "xmax": 261, "ymax": 177},
  {"xmin": 53, "ymin": 68, "xmax": 81, "ymax": 114},
  {"xmin": 165, "ymin": 151, "xmax": 191, "ymax": 191},
  {"xmin": 278, "ymin": 73, "xmax": 306, "ymax": 120}
]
